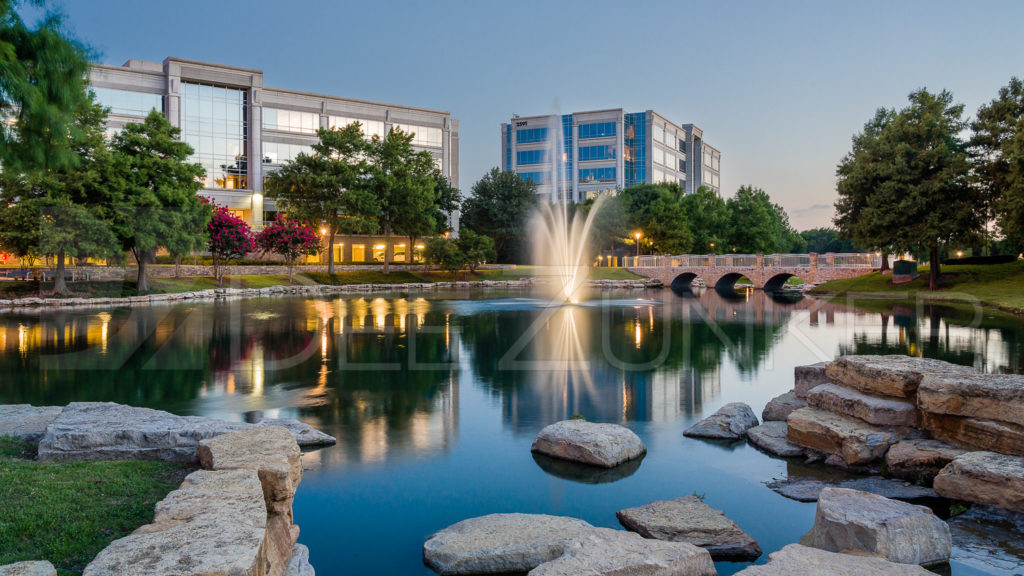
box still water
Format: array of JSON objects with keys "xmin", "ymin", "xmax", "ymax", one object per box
[{"xmin": 1, "ymin": 287, "xmax": 1023, "ymax": 575}]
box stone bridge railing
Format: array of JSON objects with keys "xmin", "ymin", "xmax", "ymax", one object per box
[{"xmin": 625, "ymin": 253, "xmax": 881, "ymax": 290}]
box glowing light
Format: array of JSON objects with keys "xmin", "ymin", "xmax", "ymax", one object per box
[
  {"xmin": 634, "ymin": 321, "xmax": 642, "ymax": 349},
  {"xmin": 320, "ymin": 228, "xmax": 327, "ymax": 235}
]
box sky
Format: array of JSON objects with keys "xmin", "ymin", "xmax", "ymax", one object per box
[{"xmin": 28, "ymin": 0, "xmax": 1024, "ymax": 230}]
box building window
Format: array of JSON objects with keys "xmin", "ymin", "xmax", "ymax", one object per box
[
  {"xmin": 578, "ymin": 122, "xmax": 616, "ymax": 139},
  {"xmin": 578, "ymin": 144, "xmax": 615, "ymax": 162},
  {"xmin": 264, "ymin": 108, "xmax": 320, "ymax": 134},
  {"xmin": 519, "ymin": 171, "xmax": 549, "ymax": 185},
  {"xmin": 329, "ymin": 116, "xmax": 385, "ymax": 139},
  {"xmin": 712, "ymin": 155, "xmax": 720, "ymax": 171},
  {"xmin": 394, "ymin": 244, "xmax": 407, "ymax": 262},
  {"xmin": 653, "ymin": 124, "xmax": 664, "ymax": 145},
  {"xmin": 262, "ymin": 142, "xmax": 313, "ymax": 164},
  {"xmin": 653, "ymin": 148, "xmax": 664, "ymax": 166},
  {"xmin": 517, "ymin": 149, "xmax": 549, "ymax": 165},
  {"xmin": 391, "ymin": 123, "xmax": 443, "ymax": 147},
  {"xmin": 181, "ymin": 82, "xmax": 247, "ymax": 190},
  {"xmin": 92, "ymin": 87, "xmax": 162, "ymax": 117},
  {"xmin": 579, "ymin": 167, "xmax": 616, "ymax": 183},
  {"xmin": 373, "ymin": 244, "xmax": 386, "ymax": 262},
  {"xmin": 516, "ymin": 127, "xmax": 548, "ymax": 144},
  {"xmin": 351, "ymin": 244, "xmax": 366, "ymax": 262},
  {"xmin": 679, "ymin": 158, "xmax": 686, "ymax": 172},
  {"xmin": 703, "ymin": 149, "xmax": 713, "ymax": 167},
  {"xmin": 678, "ymin": 139, "xmax": 686, "ymax": 153}
]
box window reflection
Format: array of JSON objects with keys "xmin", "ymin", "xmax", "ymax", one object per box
[
  {"xmin": 578, "ymin": 121, "xmax": 616, "ymax": 139},
  {"xmin": 329, "ymin": 116, "xmax": 385, "ymax": 139},
  {"xmin": 92, "ymin": 87, "xmax": 163, "ymax": 117},
  {"xmin": 262, "ymin": 141, "xmax": 313, "ymax": 164},
  {"xmin": 391, "ymin": 123, "xmax": 443, "ymax": 148},
  {"xmin": 264, "ymin": 108, "xmax": 319, "ymax": 134},
  {"xmin": 181, "ymin": 82, "xmax": 248, "ymax": 190},
  {"xmin": 579, "ymin": 167, "xmax": 616, "ymax": 183}
]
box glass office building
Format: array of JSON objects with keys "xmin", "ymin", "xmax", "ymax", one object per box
[
  {"xmin": 89, "ymin": 57, "xmax": 458, "ymax": 230},
  {"xmin": 501, "ymin": 109, "xmax": 720, "ymax": 202}
]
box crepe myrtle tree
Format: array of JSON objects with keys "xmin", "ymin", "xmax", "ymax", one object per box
[
  {"xmin": 255, "ymin": 216, "xmax": 321, "ymax": 282},
  {"xmin": 207, "ymin": 202, "xmax": 255, "ymax": 285}
]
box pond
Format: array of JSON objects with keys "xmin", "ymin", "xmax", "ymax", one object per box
[{"xmin": 1, "ymin": 287, "xmax": 1022, "ymax": 575}]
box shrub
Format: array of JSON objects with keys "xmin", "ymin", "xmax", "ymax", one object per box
[
  {"xmin": 255, "ymin": 217, "xmax": 321, "ymax": 281},
  {"xmin": 207, "ymin": 205, "xmax": 255, "ymax": 284}
]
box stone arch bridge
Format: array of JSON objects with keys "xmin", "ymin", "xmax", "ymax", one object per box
[{"xmin": 626, "ymin": 253, "xmax": 880, "ymax": 291}]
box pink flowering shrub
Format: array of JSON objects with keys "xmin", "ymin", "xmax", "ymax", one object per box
[
  {"xmin": 207, "ymin": 203, "xmax": 255, "ymax": 284},
  {"xmin": 255, "ymin": 216, "xmax": 322, "ymax": 281}
]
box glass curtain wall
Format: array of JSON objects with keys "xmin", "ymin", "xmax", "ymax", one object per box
[{"xmin": 181, "ymin": 83, "xmax": 248, "ymax": 190}]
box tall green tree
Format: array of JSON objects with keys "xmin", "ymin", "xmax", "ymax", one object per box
[
  {"xmin": 725, "ymin": 186, "xmax": 780, "ymax": 254},
  {"xmin": 265, "ymin": 124, "xmax": 377, "ymax": 274},
  {"xmin": 0, "ymin": 0, "xmax": 90, "ymax": 172},
  {"xmin": 680, "ymin": 186, "xmax": 728, "ymax": 253},
  {"xmin": 619, "ymin": 184, "xmax": 692, "ymax": 254},
  {"xmin": 109, "ymin": 111, "xmax": 209, "ymax": 291},
  {"xmin": 461, "ymin": 168, "xmax": 539, "ymax": 263},
  {"xmin": 971, "ymin": 77, "xmax": 1024, "ymax": 251},
  {"xmin": 431, "ymin": 170, "xmax": 462, "ymax": 236},
  {"xmin": 800, "ymin": 227, "xmax": 859, "ymax": 253},
  {"xmin": 581, "ymin": 192, "xmax": 631, "ymax": 256}
]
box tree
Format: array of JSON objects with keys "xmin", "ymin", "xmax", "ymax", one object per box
[
  {"xmin": 207, "ymin": 203, "xmax": 254, "ymax": 284},
  {"xmin": 800, "ymin": 227, "xmax": 859, "ymax": 253},
  {"xmin": 581, "ymin": 192, "xmax": 630, "ymax": 256},
  {"xmin": 680, "ymin": 186, "xmax": 729, "ymax": 253},
  {"xmin": 461, "ymin": 168, "xmax": 538, "ymax": 263},
  {"xmin": 265, "ymin": 124, "xmax": 377, "ymax": 274},
  {"xmin": 424, "ymin": 236, "xmax": 464, "ymax": 274},
  {"xmin": 108, "ymin": 111, "xmax": 209, "ymax": 292},
  {"xmin": 971, "ymin": 77, "xmax": 1024, "ymax": 251},
  {"xmin": 366, "ymin": 127, "xmax": 437, "ymax": 273},
  {"xmin": 1, "ymin": 0, "xmax": 91, "ymax": 173},
  {"xmin": 456, "ymin": 229, "xmax": 496, "ymax": 273},
  {"xmin": 256, "ymin": 216, "xmax": 321, "ymax": 282},
  {"xmin": 619, "ymin": 184, "xmax": 692, "ymax": 254},
  {"xmin": 725, "ymin": 186, "xmax": 780, "ymax": 253},
  {"xmin": 431, "ymin": 170, "xmax": 462, "ymax": 237}
]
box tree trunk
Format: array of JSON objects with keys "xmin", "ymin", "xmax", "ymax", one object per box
[
  {"xmin": 879, "ymin": 252, "xmax": 890, "ymax": 272},
  {"xmin": 327, "ymin": 230, "xmax": 336, "ymax": 275},
  {"xmin": 383, "ymin": 226, "xmax": 391, "ymax": 274},
  {"xmin": 53, "ymin": 247, "xmax": 68, "ymax": 295},
  {"xmin": 136, "ymin": 250, "xmax": 150, "ymax": 292},
  {"xmin": 287, "ymin": 259, "xmax": 294, "ymax": 283},
  {"xmin": 174, "ymin": 255, "xmax": 182, "ymax": 278},
  {"xmin": 929, "ymin": 244, "xmax": 941, "ymax": 291}
]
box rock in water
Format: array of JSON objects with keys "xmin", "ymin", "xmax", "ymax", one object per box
[
  {"xmin": 766, "ymin": 476, "xmax": 937, "ymax": 503},
  {"xmin": 527, "ymin": 527, "xmax": 716, "ymax": 576},
  {"xmin": 257, "ymin": 418, "xmax": 337, "ymax": 447},
  {"xmin": 422, "ymin": 514, "xmax": 593, "ymax": 575},
  {"xmin": 921, "ymin": 412, "xmax": 1024, "ymax": 456},
  {"xmin": 825, "ymin": 355, "xmax": 973, "ymax": 399},
  {"xmin": 795, "ymin": 362, "xmax": 831, "ymax": 399},
  {"xmin": 807, "ymin": 488, "xmax": 951, "ymax": 566},
  {"xmin": 746, "ymin": 421, "xmax": 805, "ymax": 457},
  {"xmin": 683, "ymin": 403, "xmax": 759, "ymax": 440},
  {"xmin": 531, "ymin": 420, "xmax": 645, "ymax": 468},
  {"xmin": 616, "ymin": 495, "xmax": 761, "ymax": 560},
  {"xmin": 918, "ymin": 372, "xmax": 1024, "ymax": 425},
  {"xmin": 806, "ymin": 383, "xmax": 920, "ymax": 427},
  {"xmin": 0, "ymin": 562, "xmax": 57, "ymax": 576},
  {"xmin": 786, "ymin": 407, "xmax": 901, "ymax": 466},
  {"xmin": 0, "ymin": 405, "xmax": 62, "ymax": 444},
  {"xmin": 762, "ymin": 391, "xmax": 806, "ymax": 422},
  {"xmin": 285, "ymin": 543, "xmax": 316, "ymax": 576},
  {"xmin": 886, "ymin": 439, "xmax": 968, "ymax": 483},
  {"xmin": 733, "ymin": 544, "xmax": 934, "ymax": 575},
  {"xmin": 934, "ymin": 451, "xmax": 1024, "ymax": 512}
]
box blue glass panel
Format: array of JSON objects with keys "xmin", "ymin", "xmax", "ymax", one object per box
[
  {"xmin": 519, "ymin": 171, "xmax": 549, "ymax": 184},
  {"xmin": 516, "ymin": 127, "xmax": 549, "ymax": 144},
  {"xmin": 516, "ymin": 149, "xmax": 549, "ymax": 165},
  {"xmin": 578, "ymin": 145, "xmax": 616, "ymax": 162},
  {"xmin": 578, "ymin": 121, "xmax": 617, "ymax": 140},
  {"xmin": 579, "ymin": 167, "xmax": 616, "ymax": 183}
]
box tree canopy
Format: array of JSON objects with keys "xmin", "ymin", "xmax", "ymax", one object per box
[
  {"xmin": 461, "ymin": 168, "xmax": 538, "ymax": 263},
  {"xmin": 971, "ymin": 77, "xmax": 1024, "ymax": 251}
]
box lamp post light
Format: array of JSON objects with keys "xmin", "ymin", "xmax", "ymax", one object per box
[
  {"xmin": 634, "ymin": 231, "xmax": 642, "ymax": 259},
  {"xmin": 956, "ymin": 250, "xmax": 963, "ymax": 258}
]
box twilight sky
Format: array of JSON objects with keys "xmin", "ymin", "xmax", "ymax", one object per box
[{"xmin": 33, "ymin": 0, "xmax": 1024, "ymax": 230}]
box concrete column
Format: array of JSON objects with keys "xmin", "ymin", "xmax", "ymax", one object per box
[
  {"xmin": 809, "ymin": 252, "xmax": 819, "ymax": 283},
  {"xmin": 708, "ymin": 254, "xmax": 716, "ymax": 269},
  {"xmin": 250, "ymin": 193, "xmax": 264, "ymax": 230}
]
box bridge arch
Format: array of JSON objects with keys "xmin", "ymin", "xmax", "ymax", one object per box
[
  {"xmin": 763, "ymin": 272, "xmax": 804, "ymax": 292},
  {"xmin": 713, "ymin": 272, "xmax": 746, "ymax": 291},
  {"xmin": 670, "ymin": 272, "xmax": 700, "ymax": 291}
]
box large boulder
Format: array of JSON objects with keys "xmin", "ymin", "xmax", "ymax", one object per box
[
  {"xmin": 37, "ymin": 402, "xmax": 334, "ymax": 462},
  {"xmin": 794, "ymin": 362, "xmax": 831, "ymax": 399},
  {"xmin": 745, "ymin": 421, "xmax": 805, "ymax": 457},
  {"xmin": 762, "ymin": 391, "xmax": 806, "ymax": 422},
  {"xmin": 617, "ymin": 496, "xmax": 760, "ymax": 559},
  {"xmin": 921, "ymin": 412, "xmax": 1024, "ymax": 456},
  {"xmin": 733, "ymin": 544, "xmax": 934, "ymax": 575},
  {"xmin": 531, "ymin": 420, "xmax": 645, "ymax": 468},
  {"xmin": 422, "ymin": 513, "xmax": 593, "ymax": 575},
  {"xmin": 527, "ymin": 527, "xmax": 716, "ymax": 576},
  {"xmin": 683, "ymin": 403, "xmax": 759, "ymax": 440},
  {"xmin": 934, "ymin": 451, "xmax": 1024, "ymax": 512},
  {"xmin": 918, "ymin": 372, "xmax": 1024, "ymax": 426},
  {"xmin": 885, "ymin": 439, "xmax": 969, "ymax": 483},
  {"xmin": 0, "ymin": 562, "xmax": 57, "ymax": 576},
  {"xmin": 0, "ymin": 405, "xmax": 62, "ymax": 444},
  {"xmin": 825, "ymin": 355, "xmax": 972, "ymax": 399},
  {"xmin": 285, "ymin": 543, "xmax": 315, "ymax": 576},
  {"xmin": 806, "ymin": 488, "xmax": 951, "ymax": 565},
  {"xmin": 766, "ymin": 476, "xmax": 937, "ymax": 503},
  {"xmin": 806, "ymin": 383, "xmax": 919, "ymax": 427},
  {"xmin": 786, "ymin": 407, "xmax": 902, "ymax": 466}
]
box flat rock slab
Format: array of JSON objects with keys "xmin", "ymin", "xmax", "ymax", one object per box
[
  {"xmin": 886, "ymin": 439, "xmax": 969, "ymax": 483},
  {"xmin": 257, "ymin": 418, "xmax": 336, "ymax": 447},
  {"xmin": 922, "ymin": 412, "xmax": 1024, "ymax": 457},
  {"xmin": 528, "ymin": 527, "xmax": 716, "ymax": 576},
  {"xmin": 37, "ymin": 402, "xmax": 334, "ymax": 462},
  {"xmin": 766, "ymin": 476, "xmax": 937, "ymax": 503},
  {"xmin": 934, "ymin": 451, "xmax": 1024, "ymax": 512},
  {"xmin": 423, "ymin": 513, "xmax": 593, "ymax": 575},
  {"xmin": 762, "ymin": 391, "xmax": 806, "ymax": 422},
  {"xmin": 918, "ymin": 372, "xmax": 1024, "ymax": 426},
  {"xmin": 617, "ymin": 495, "xmax": 761, "ymax": 560},
  {"xmin": 733, "ymin": 544, "xmax": 934, "ymax": 575},
  {"xmin": 531, "ymin": 420, "xmax": 645, "ymax": 468},
  {"xmin": 0, "ymin": 562, "xmax": 57, "ymax": 576},
  {"xmin": 795, "ymin": 362, "xmax": 831, "ymax": 399},
  {"xmin": 285, "ymin": 543, "xmax": 316, "ymax": 576},
  {"xmin": 807, "ymin": 487, "xmax": 951, "ymax": 565},
  {"xmin": 947, "ymin": 505, "xmax": 1024, "ymax": 575},
  {"xmin": 787, "ymin": 407, "xmax": 902, "ymax": 466},
  {"xmin": 746, "ymin": 421, "xmax": 805, "ymax": 457},
  {"xmin": 806, "ymin": 383, "xmax": 920, "ymax": 427},
  {"xmin": 825, "ymin": 355, "xmax": 973, "ymax": 399},
  {"xmin": 683, "ymin": 403, "xmax": 759, "ymax": 440},
  {"xmin": 0, "ymin": 405, "xmax": 62, "ymax": 444}
]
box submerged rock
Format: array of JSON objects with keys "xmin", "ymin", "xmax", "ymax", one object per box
[
  {"xmin": 762, "ymin": 391, "xmax": 806, "ymax": 422},
  {"xmin": 528, "ymin": 527, "xmax": 716, "ymax": 576},
  {"xmin": 886, "ymin": 439, "xmax": 968, "ymax": 483},
  {"xmin": 616, "ymin": 495, "xmax": 761, "ymax": 560},
  {"xmin": 683, "ymin": 403, "xmax": 759, "ymax": 440},
  {"xmin": 0, "ymin": 405, "xmax": 62, "ymax": 444},
  {"xmin": 766, "ymin": 476, "xmax": 937, "ymax": 503},
  {"xmin": 934, "ymin": 451, "xmax": 1024, "ymax": 512},
  {"xmin": 786, "ymin": 407, "xmax": 902, "ymax": 466},
  {"xmin": 0, "ymin": 562, "xmax": 57, "ymax": 576},
  {"xmin": 806, "ymin": 383, "xmax": 920, "ymax": 427},
  {"xmin": 824, "ymin": 355, "xmax": 972, "ymax": 399},
  {"xmin": 746, "ymin": 421, "xmax": 805, "ymax": 457},
  {"xmin": 531, "ymin": 420, "xmax": 645, "ymax": 468},
  {"xmin": 806, "ymin": 488, "xmax": 951, "ymax": 565},
  {"xmin": 422, "ymin": 513, "xmax": 593, "ymax": 575},
  {"xmin": 733, "ymin": 544, "xmax": 933, "ymax": 575}
]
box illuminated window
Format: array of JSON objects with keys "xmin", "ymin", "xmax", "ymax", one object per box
[
  {"xmin": 373, "ymin": 244, "xmax": 386, "ymax": 262},
  {"xmin": 351, "ymin": 244, "xmax": 366, "ymax": 262},
  {"xmin": 394, "ymin": 244, "xmax": 406, "ymax": 263},
  {"xmin": 180, "ymin": 82, "xmax": 247, "ymax": 190}
]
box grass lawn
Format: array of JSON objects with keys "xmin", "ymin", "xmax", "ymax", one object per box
[
  {"xmin": 0, "ymin": 437, "xmax": 190, "ymax": 576},
  {"xmin": 810, "ymin": 261, "xmax": 1024, "ymax": 314}
]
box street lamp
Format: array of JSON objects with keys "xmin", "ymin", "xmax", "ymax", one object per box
[
  {"xmin": 634, "ymin": 231, "xmax": 642, "ymax": 258},
  {"xmin": 956, "ymin": 251, "xmax": 963, "ymax": 258}
]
